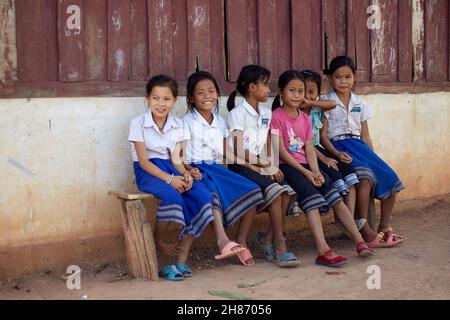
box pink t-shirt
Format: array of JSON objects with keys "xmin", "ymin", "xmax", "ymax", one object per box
[{"xmin": 271, "ymin": 108, "xmax": 314, "ymax": 164}]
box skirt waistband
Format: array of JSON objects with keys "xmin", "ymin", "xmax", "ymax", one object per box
[{"xmin": 331, "ymin": 134, "xmax": 361, "ymax": 141}]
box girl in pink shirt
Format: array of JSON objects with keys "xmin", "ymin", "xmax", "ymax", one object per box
[{"xmin": 271, "ymin": 70, "xmax": 373, "ymax": 267}]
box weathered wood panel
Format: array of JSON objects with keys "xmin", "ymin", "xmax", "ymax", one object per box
[
  {"xmin": 370, "ymin": 0, "xmax": 399, "ymax": 82},
  {"xmin": 58, "ymin": 0, "xmax": 85, "ymax": 82},
  {"xmin": 16, "ymin": 0, "xmax": 48, "ymax": 82},
  {"xmin": 187, "ymin": 0, "xmax": 213, "ymax": 74},
  {"xmin": 323, "ymin": 0, "xmax": 347, "ymax": 68},
  {"xmin": 425, "ymin": 0, "xmax": 449, "ymax": 81},
  {"xmin": 398, "ymin": 0, "xmax": 413, "ymax": 82},
  {"xmin": 84, "ymin": 0, "xmax": 108, "ymax": 81},
  {"xmin": 148, "ymin": 0, "xmax": 174, "ymax": 76},
  {"xmin": 291, "ymin": 0, "xmax": 322, "ymax": 72},
  {"xmin": 130, "ymin": 0, "xmax": 149, "ymax": 81},
  {"xmin": 226, "ymin": 0, "xmax": 258, "ymax": 81},
  {"xmin": 346, "ymin": 0, "xmax": 370, "ymax": 82},
  {"xmin": 46, "ymin": 0, "xmax": 59, "ymax": 81},
  {"xmin": 108, "ymin": 0, "xmax": 130, "ymax": 81}
]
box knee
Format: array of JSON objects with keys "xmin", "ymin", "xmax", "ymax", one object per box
[{"xmin": 358, "ymin": 179, "xmax": 372, "ymax": 190}]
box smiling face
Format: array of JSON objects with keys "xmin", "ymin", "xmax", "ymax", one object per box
[
  {"xmin": 280, "ymin": 78, "xmax": 305, "ymax": 109},
  {"xmin": 146, "ymin": 86, "xmax": 177, "ymax": 120},
  {"xmin": 189, "ymin": 79, "xmax": 219, "ymax": 113},
  {"xmin": 330, "ymin": 66, "xmax": 355, "ymax": 95},
  {"xmin": 305, "ymin": 80, "xmax": 319, "ymax": 101}
]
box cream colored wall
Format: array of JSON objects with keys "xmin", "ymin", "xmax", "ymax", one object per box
[{"xmin": 1, "ymin": 93, "xmax": 449, "ymax": 251}]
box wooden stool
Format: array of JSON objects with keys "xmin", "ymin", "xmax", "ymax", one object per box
[{"xmin": 108, "ymin": 191, "xmax": 158, "ymax": 281}]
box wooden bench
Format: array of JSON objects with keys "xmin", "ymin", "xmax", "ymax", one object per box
[{"xmin": 108, "ymin": 191, "xmax": 158, "ymax": 281}]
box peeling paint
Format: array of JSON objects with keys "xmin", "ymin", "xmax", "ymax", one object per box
[
  {"xmin": 112, "ymin": 9, "xmax": 122, "ymax": 31},
  {"xmin": 0, "ymin": 0, "xmax": 17, "ymax": 82},
  {"xmin": 193, "ymin": 6, "xmax": 206, "ymax": 28},
  {"xmin": 412, "ymin": 0, "xmax": 425, "ymax": 81}
]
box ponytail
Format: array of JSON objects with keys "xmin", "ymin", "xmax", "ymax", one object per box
[
  {"xmin": 272, "ymin": 95, "xmax": 282, "ymax": 111},
  {"xmin": 227, "ymin": 90, "xmax": 238, "ymax": 111}
]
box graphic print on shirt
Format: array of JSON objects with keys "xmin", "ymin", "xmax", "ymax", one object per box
[{"xmin": 288, "ymin": 127, "xmax": 305, "ymax": 155}]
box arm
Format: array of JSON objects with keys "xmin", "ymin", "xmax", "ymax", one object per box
[
  {"xmin": 301, "ymin": 99, "xmax": 336, "ymax": 112},
  {"xmin": 231, "ymin": 130, "xmax": 271, "ymax": 167},
  {"xmin": 134, "ymin": 141, "xmax": 173, "ymax": 182},
  {"xmin": 319, "ymin": 118, "xmax": 353, "ymax": 164},
  {"xmin": 277, "ymin": 135, "xmax": 323, "ymax": 187},
  {"xmin": 361, "ymin": 121, "xmax": 374, "ymax": 151}
]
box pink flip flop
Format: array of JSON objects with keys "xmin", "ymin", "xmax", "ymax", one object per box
[
  {"xmin": 237, "ymin": 248, "xmax": 255, "ymax": 266},
  {"xmin": 215, "ymin": 241, "xmax": 246, "ymax": 260},
  {"xmin": 382, "ymin": 227, "xmax": 404, "ymax": 244},
  {"xmin": 367, "ymin": 232, "xmax": 401, "ymax": 249}
]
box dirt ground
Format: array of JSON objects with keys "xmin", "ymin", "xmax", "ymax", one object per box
[{"xmin": 1, "ymin": 194, "xmax": 449, "ymax": 300}]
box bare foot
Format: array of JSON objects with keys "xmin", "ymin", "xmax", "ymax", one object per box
[{"xmin": 156, "ymin": 241, "xmax": 181, "ymax": 257}]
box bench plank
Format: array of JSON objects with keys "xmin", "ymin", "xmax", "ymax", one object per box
[{"xmin": 108, "ymin": 191, "xmax": 154, "ymax": 201}]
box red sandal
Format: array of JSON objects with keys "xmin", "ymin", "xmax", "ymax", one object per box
[
  {"xmin": 356, "ymin": 241, "xmax": 374, "ymax": 257},
  {"xmin": 315, "ymin": 249, "xmax": 348, "ymax": 267}
]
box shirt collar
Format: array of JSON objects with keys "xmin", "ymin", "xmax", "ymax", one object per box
[
  {"xmin": 241, "ymin": 99, "xmax": 262, "ymax": 117},
  {"xmin": 192, "ymin": 108, "xmax": 219, "ymax": 128},
  {"xmin": 329, "ymin": 90, "xmax": 362, "ymax": 109},
  {"xmin": 143, "ymin": 111, "xmax": 179, "ymax": 130}
]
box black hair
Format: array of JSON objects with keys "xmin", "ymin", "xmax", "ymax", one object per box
[
  {"xmin": 326, "ymin": 56, "xmax": 357, "ymax": 76},
  {"xmin": 227, "ymin": 65, "xmax": 271, "ymax": 111},
  {"xmin": 146, "ymin": 74, "xmax": 178, "ymax": 97},
  {"xmin": 300, "ymin": 70, "xmax": 322, "ymax": 96},
  {"xmin": 272, "ymin": 70, "xmax": 305, "ymax": 111},
  {"xmin": 186, "ymin": 71, "xmax": 221, "ymax": 113}
]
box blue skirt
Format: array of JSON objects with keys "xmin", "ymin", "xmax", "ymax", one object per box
[
  {"xmin": 133, "ymin": 159, "xmax": 214, "ymax": 239},
  {"xmin": 191, "ymin": 162, "xmax": 264, "ymax": 227},
  {"xmin": 331, "ymin": 138, "xmax": 405, "ymax": 200}
]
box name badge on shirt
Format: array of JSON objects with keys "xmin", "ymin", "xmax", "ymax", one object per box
[
  {"xmin": 350, "ymin": 106, "xmax": 361, "ymax": 113},
  {"xmin": 315, "ymin": 120, "xmax": 323, "ymax": 129},
  {"xmin": 261, "ymin": 118, "xmax": 269, "ymax": 128}
]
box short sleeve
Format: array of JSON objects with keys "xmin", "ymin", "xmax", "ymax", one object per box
[
  {"xmin": 128, "ymin": 117, "xmax": 144, "ymax": 142},
  {"xmin": 218, "ymin": 116, "xmax": 229, "ymax": 138},
  {"xmin": 304, "ymin": 114, "xmax": 315, "ymax": 141},
  {"xmin": 270, "ymin": 112, "xmax": 282, "ymax": 136},
  {"xmin": 227, "ymin": 108, "xmax": 245, "ymax": 132},
  {"xmin": 182, "ymin": 118, "xmax": 192, "ymax": 141},
  {"xmin": 360, "ymin": 100, "xmax": 374, "ymax": 122}
]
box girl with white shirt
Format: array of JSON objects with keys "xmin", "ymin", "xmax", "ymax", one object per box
[
  {"xmin": 226, "ymin": 65, "xmax": 300, "ymax": 268},
  {"xmin": 182, "ymin": 71, "xmax": 265, "ymax": 266},
  {"xmin": 128, "ymin": 75, "xmax": 215, "ymax": 280},
  {"xmin": 321, "ymin": 56, "xmax": 405, "ymax": 249}
]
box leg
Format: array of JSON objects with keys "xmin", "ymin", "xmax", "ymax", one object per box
[
  {"xmin": 260, "ymin": 195, "xmax": 288, "ymax": 257},
  {"xmin": 235, "ymin": 208, "xmax": 256, "ymax": 246},
  {"xmin": 332, "ymin": 200, "xmax": 364, "ymax": 243},
  {"xmin": 155, "ymin": 221, "xmax": 180, "ymax": 257},
  {"xmin": 357, "ymin": 179, "xmax": 379, "ymax": 241},
  {"xmin": 211, "ymin": 209, "xmax": 231, "ymax": 251},
  {"xmin": 378, "ymin": 192, "xmax": 396, "ymax": 231},
  {"xmin": 344, "ymin": 185, "xmax": 357, "ymax": 218},
  {"xmin": 177, "ymin": 235, "xmax": 195, "ymax": 264},
  {"xmin": 306, "ymin": 209, "xmax": 335, "ymax": 257}
]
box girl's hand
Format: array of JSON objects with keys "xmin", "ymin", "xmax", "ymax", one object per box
[
  {"xmin": 337, "ymin": 152, "xmax": 352, "ymax": 164},
  {"xmin": 304, "ymin": 170, "xmax": 322, "ymax": 188},
  {"xmin": 302, "ymin": 98, "xmax": 314, "ymax": 107},
  {"xmin": 323, "ymin": 157, "xmax": 339, "ymax": 171},
  {"xmin": 183, "ymin": 172, "xmax": 194, "ymax": 191},
  {"xmin": 258, "ymin": 157, "xmax": 272, "ymax": 168},
  {"xmin": 171, "ymin": 176, "xmax": 187, "ymax": 193},
  {"xmin": 189, "ymin": 167, "xmax": 202, "ymax": 180},
  {"xmin": 312, "ymin": 171, "xmax": 325, "ymax": 186}
]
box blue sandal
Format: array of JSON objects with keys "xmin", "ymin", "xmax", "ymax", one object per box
[
  {"xmin": 255, "ymin": 232, "xmax": 276, "ymax": 262},
  {"xmin": 159, "ymin": 265, "xmax": 184, "ymax": 281},
  {"xmin": 276, "ymin": 252, "xmax": 300, "ymax": 268},
  {"xmin": 175, "ymin": 263, "xmax": 193, "ymax": 278}
]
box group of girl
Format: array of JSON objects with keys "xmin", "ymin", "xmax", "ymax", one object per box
[{"xmin": 128, "ymin": 56, "xmax": 405, "ymax": 281}]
